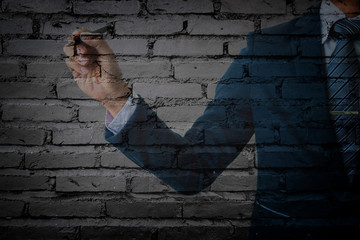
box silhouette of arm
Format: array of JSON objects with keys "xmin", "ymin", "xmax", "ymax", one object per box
[{"xmin": 105, "ymin": 50, "xmax": 254, "ymax": 195}]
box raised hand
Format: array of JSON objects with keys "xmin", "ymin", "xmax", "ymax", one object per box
[{"xmin": 63, "ymin": 29, "xmax": 131, "ymax": 117}]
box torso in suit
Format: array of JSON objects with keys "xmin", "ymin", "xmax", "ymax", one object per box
[{"xmin": 106, "ymin": 4, "xmax": 358, "ymax": 239}]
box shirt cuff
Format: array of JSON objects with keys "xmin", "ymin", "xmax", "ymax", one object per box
[{"xmin": 105, "ymin": 96, "xmax": 137, "ymax": 135}]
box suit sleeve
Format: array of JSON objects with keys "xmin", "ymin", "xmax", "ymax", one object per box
[{"xmin": 105, "ymin": 47, "xmax": 254, "ymax": 195}]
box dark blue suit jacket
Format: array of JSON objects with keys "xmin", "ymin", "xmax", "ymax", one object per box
[{"xmin": 106, "ymin": 5, "xmax": 358, "ymax": 239}]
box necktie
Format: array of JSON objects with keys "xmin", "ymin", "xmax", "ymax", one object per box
[{"xmin": 328, "ymin": 18, "xmax": 360, "ymax": 188}]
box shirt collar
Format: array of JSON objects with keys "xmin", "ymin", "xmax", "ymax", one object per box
[{"xmin": 320, "ymin": 0, "xmax": 360, "ymax": 44}]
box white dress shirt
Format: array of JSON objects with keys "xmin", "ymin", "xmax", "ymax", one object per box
[{"xmin": 106, "ymin": 0, "xmax": 360, "ymax": 134}]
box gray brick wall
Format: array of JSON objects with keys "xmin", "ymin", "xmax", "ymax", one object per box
[{"xmin": 2, "ymin": 0, "xmax": 355, "ymax": 239}]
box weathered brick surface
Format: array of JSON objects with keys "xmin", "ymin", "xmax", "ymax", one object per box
[
  {"xmin": 133, "ymin": 83, "xmax": 202, "ymax": 98},
  {"xmin": 29, "ymin": 200, "xmax": 103, "ymax": 217},
  {"xmin": 147, "ymin": 0, "xmax": 213, "ymax": 14},
  {"xmin": 130, "ymin": 174, "xmax": 173, "ymax": 193},
  {"xmin": 0, "ymin": 82, "xmax": 55, "ymax": 99},
  {"xmin": 0, "ymin": 200, "xmax": 25, "ymax": 217},
  {"xmin": 221, "ymin": 0, "xmax": 287, "ymax": 14},
  {"xmin": 0, "ymin": 176, "xmax": 52, "ymax": 191},
  {"xmin": 100, "ymin": 151, "xmax": 139, "ymax": 168},
  {"xmin": 115, "ymin": 16, "xmax": 184, "ymax": 35},
  {"xmin": 174, "ymin": 61, "xmax": 231, "ymax": 79},
  {"xmin": 188, "ymin": 17, "xmax": 254, "ymax": 35},
  {"xmin": 56, "ymin": 79, "xmax": 91, "ymax": 99},
  {"xmin": 78, "ymin": 103, "xmax": 106, "ymax": 122},
  {"xmin": 211, "ymin": 171, "xmax": 257, "ymax": 191},
  {"xmin": 74, "ymin": 0, "xmax": 139, "ymax": 15},
  {"xmin": 0, "ymin": 152, "xmax": 23, "ymax": 168},
  {"xmin": 52, "ymin": 124, "xmax": 106, "ymax": 145},
  {"xmin": 5, "ymin": 40, "xmax": 65, "ymax": 56},
  {"xmin": 0, "ymin": 0, "xmax": 355, "ymax": 239},
  {"xmin": 107, "ymin": 39, "xmax": 148, "ymax": 55},
  {"xmin": 43, "ymin": 21, "xmax": 107, "ymax": 36},
  {"xmin": 0, "ymin": 61, "xmax": 20, "ymax": 78},
  {"xmin": 2, "ymin": 0, "xmax": 71, "ymax": 13},
  {"xmin": 27, "ymin": 62, "xmax": 71, "ymax": 78},
  {"xmin": 183, "ymin": 201, "xmax": 253, "ymax": 219},
  {"xmin": 2, "ymin": 102, "xmax": 75, "ymax": 122},
  {"xmin": 56, "ymin": 176, "xmax": 126, "ymax": 192},
  {"xmin": 0, "ymin": 226, "xmax": 79, "ymax": 240},
  {"xmin": 25, "ymin": 152, "xmax": 97, "ymax": 169},
  {"xmin": 106, "ymin": 201, "xmax": 182, "ymax": 218},
  {"xmin": 153, "ymin": 39, "xmax": 224, "ymax": 56},
  {"xmin": 119, "ymin": 61, "xmax": 172, "ymax": 78},
  {"xmin": 0, "ymin": 128, "xmax": 46, "ymax": 145},
  {"xmin": 0, "ymin": 17, "xmax": 32, "ymax": 34}
]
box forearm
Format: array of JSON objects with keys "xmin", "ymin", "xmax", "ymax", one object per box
[{"xmin": 105, "ymin": 96, "xmax": 254, "ymax": 194}]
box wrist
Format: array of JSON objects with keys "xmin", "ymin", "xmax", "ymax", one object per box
[{"xmin": 102, "ymin": 98, "xmax": 128, "ymax": 117}]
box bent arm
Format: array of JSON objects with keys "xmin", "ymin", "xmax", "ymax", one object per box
[{"xmin": 106, "ymin": 54, "xmax": 254, "ymax": 195}]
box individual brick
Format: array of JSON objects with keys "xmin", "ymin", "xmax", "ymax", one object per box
[
  {"xmin": 118, "ymin": 61, "xmax": 172, "ymax": 79},
  {"xmin": 0, "ymin": 61, "xmax": 20, "ymax": 78},
  {"xmin": 156, "ymin": 106, "xmax": 206, "ymax": 122},
  {"xmin": 188, "ymin": 17, "xmax": 254, "ymax": 35},
  {"xmin": 0, "ymin": 17, "xmax": 33, "ymax": 34},
  {"xmin": 2, "ymin": 103, "xmax": 75, "ymax": 122},
  {"xmin": 294, "ymin": 0, "xmax": 320, "ymax": 14},
  {"xmin": 6, "ymin": 40, "xmax": 65, "ymax": 56},
  {"xmin": 183, "ymin": 201, "xmax": 253, "ymax": 219},
  {"xmin": 147, "ymin": 0, "xmax": 213, "ymax": 14},
  {"xmin": 153, "ymin": 39, "xmax": 223, "ymax": 56},
  {"xmin": 2, "ymin": 0, "xmax": 70, "ymax": 13},
  {"xmin": 74, "ymin": 0, "xmax": 139, "ymax": 15},
  {"xmin": 106, "ymin": 201, "xmax": 181, "ymax": 218},
  {"xmin": 107, "ymin": 39, "xmax": 148, "ymax": 55},
  {"xmin": 0, "ymin": 200, "xmax": 25, "ymax": 217},
  {"xmin": 80, "ymin": 226, "xmax": 155, "ymax": 240},
  {"xmin": 56, "ymin": 79, "xmax": 90, "ymax": 99},
  {"xmin": 130, "ymin": 175, "xmax": 172, "ymax": 193},
  {"xmin": 228, "ymin": 40, "xmax": 247, "ymax": 55},
  {"xmin": 174, "ymin": 61, "xmax": 231, "ymax": 79},
  {"xmin": 115, "ymin": 16, "xmax": 184, "ymax": 35},
  {"xmin": 157, "ymin": 225, "xmax": 239, "ymax": 240},
  {"xmin": 29, "ymin": 200, "xmax": 103, "ymax": 217},
  {"xmin": 206, "ymin": 83, "xmax": 217, "ymax": 99},
  {"xmin": 56, "ymin": 176, "xmax": 126, "ymax": 192},
  {"xmin": 78, "ymin": 104, "xmax": 106, "ymax": 122},
  {"xmin": 0, "ymin": 82, "xmax": 55, "ymax": 99},
  {"xmin": 0, "ymin": 226, "xmax": 78, "ymax": 240},
  {"xmin": 211, "ymin": 171, "xmax": 257, "ymax": 191},
  {"xmin": 221, "ymin": 0, "xmax": 286, "ymax": 14},
  {"xmin": 0, "ymin": 176, "xmax": 51, "ymax": 190},
  {"xmin": 100, "ymin": 151, "xmax": 139, "ymax": 168},
  {"xmin": 133, "ymin": 83, "xmax": 202, "ymax": 98},
  {"xmin": 26, "ymin": 62, "xmax": 71, "ymax": 78},
  {"xmin": 0, "ymin": 152, "xmax": 23, "ymax": 168},
  {"xmin": 0, "ymin": 128, "xmax": 46, "ymax": 145},
  {"xmin": 52, "ymin": 125, "xmax": 106, "ymax": 145},
  {"xmin": 25, "ymin": 152, "xmax": 97, "ymax": 169},
  {"xmin": 43, "ymin": 21, "xmax": 106, "ymax": 36}
]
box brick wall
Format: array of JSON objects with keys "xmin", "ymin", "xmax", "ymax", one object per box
[{"xmin": 0, "ymin": 0, "xmax": 330, "ymax": 239}]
